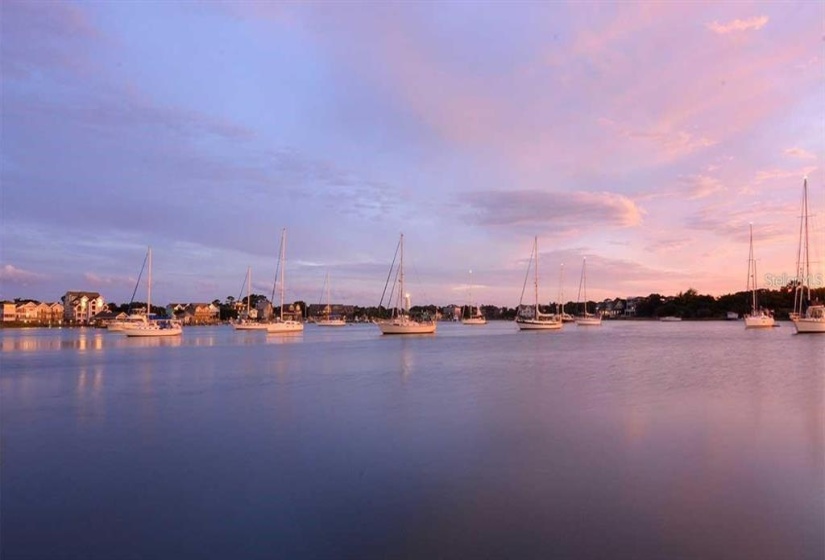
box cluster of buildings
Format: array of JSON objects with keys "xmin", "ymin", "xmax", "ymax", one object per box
[
  {"xmin": 1, "ymin": 291, "xmax": 222, "ymax": 326},
  {"xmin": 1, "ymin": 291, "xmax": 105, "ymax": 325}
]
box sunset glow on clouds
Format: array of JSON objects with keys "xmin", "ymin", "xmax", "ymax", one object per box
[{"xmin": 1, "ymin": 1, "xmax": 822, "ymax": 306}]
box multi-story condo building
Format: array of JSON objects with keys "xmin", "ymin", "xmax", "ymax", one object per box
[{"xmin": 62, "ymin": 291, "xmax": 105, "ymax": 324}]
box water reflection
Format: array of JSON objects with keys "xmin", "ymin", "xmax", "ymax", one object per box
[
  {"xmin": 75, "ymin": 364, "xmax": 105, "ymax": 425},
  {"xmin": 123, "ymin": 336, "xmax": 183, "ymax": 348},
  {"xmin": 265, "ymin": 332, "xmax": 304, "ymax": 345}
]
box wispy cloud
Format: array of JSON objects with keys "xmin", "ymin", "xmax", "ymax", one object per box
[
  {"xmin": 0, "ymin": 264, "xmax": 47, "ymax": 284},
  {"xmin": 706, "ymin": 16, "xmax": 769, "ymax": 35},
  {"xmin": 784, "ymin": 147, "xmax": 816, "ymax": 160},
  {"xmin": 462, "ymin": 190, "xmax": 643, "ymax": 230},
  {"xmin": 680, "ymin": 175, "xmax": 726, "ymax": 200}
]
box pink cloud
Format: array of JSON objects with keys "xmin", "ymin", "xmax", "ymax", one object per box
[
  {"xmin": 0, "ymin": 264, "xmax": 46, "ymax": 283},
  {"xmin": 463, "ymin": 190, "xmax": 643, "ymax": 230},
  {"xmin": 706, "ymin": 16, "xmax": 769, "ymax": 35}
]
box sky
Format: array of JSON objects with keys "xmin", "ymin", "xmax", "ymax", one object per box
[{"xmin": 1, "ymin": 1, "xmax": 823, "ymax": 307}]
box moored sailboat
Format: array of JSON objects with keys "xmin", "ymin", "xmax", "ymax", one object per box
[
  {"xmin": 267, "ymin": 228, "xmax": 304, "ymax": 334},
  {"xmin": 461, "ymin": 269, "xmax": 486, "ymax": 325},
  {"xmin": 122, "ymin": 247, "xmax": 183, "ymax": 337},
  {"xmin": 575, "ymin": 257, "xmax": 602, "ymax": 326},
  {"xmin": 376, "ymin": 234, "xmax": 436, "ymax": 335},
  {"xmin": 791, "ymin": 178, "xmax": 825, "ymax": 334},
  {"xmin": 317, "ymin": 272, "xmax": 346, "ymax": 327},
  {"xmin": 233, "ymin": 266, "xmax": 268, "ymax": 331},
  {"xmin": 743, "ymin": 223, "xmax": 775, "ymax": 329},
  {"xmin": 515, "ymin": 236, "xmax": 562, "ymax": 331}
]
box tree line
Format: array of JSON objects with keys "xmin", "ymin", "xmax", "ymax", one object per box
[{"xmin": 102, "ymin": 282, "xmax": 825, "ymax": 322}]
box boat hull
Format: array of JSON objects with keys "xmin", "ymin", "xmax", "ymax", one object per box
[
  {"xmin": 123, "ymin": 325, "xmax": 182, "ymax": 337},
  {"xmin": 233, "ymin": 323, "xmax": 269, "ymax": 331},
  {"xmin": 461, "ymin": 317, "xmax": 487, "ymax": 325},
  {"xmin": 744, "ymin": 315, "xmax": 775, "ymax": 329},
  {"xmin": 794, "ymin": 320, "xmax": 825, "ymax": 333},
  {"xmin": 575, "ymin": 317, "xmax": 602, "ymax": 326},
  {"xmin": 516, "ymin": 319, "xmax": 562, "ymax": 331},
  {"xmin": 266, "ymin": 321, "xmax": 304, "ymax": 334},
  {"xmin": 316, "ymin": 319, "xmax": 347, "ymax": 327},
  {"xmin": 378, "ymin": 320, "xmax": 436, "ymax": 335}
]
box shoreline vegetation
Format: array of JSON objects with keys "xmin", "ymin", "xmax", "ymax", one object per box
[{"xmin": 4, "ymin": 284, "xmax": 823, "ymax": 328}]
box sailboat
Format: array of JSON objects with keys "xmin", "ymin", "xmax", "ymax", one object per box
[
  {"xmin": 108, "ymin": 254, "xmax": 149, "ymax": 331},
  {"xmin": 316, "ymin": 272, "xmax": 346, "ymax": 327},
  {"xmin": 575, "ymin": 257, "xmax": 602, "ymax": 326},
  {"xmin": 515, "ymin": 236, "xmax": 562, "ymax": 331},
  {"xmin": 376, "ymin": 234, "xmax": 437, "ymax": 335},
  {"xmin": 791, "ymin": 177, "xmax": 825, "ymax": 333},
  {"xmin": 743, "ymin": 223, "xmax": 775, "ymax": 328},
  {"xmin": 267, "ymin": 228, "xmax": 304, "ymax": 334},
  {"xmin": 122, "ymin": 247, "xmax": 183, "ymax": 337},
  {"xmin": 233, "ymin": 267, "xmax": 268, "ymax": 331},
  {"xmin": 461, "ymin": 269, "xmax": 486, "ymax": 325},
  {"xmin": 557, "ymin": 263, "xmax": 575, "ymax": 322}
]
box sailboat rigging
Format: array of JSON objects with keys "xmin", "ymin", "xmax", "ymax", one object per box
[
  {"xmin": 376, "ymin": 233, "xmax": 437, "ymax": 335},
  {"xmin": 515, "ymin": 236, "xmax": 562, "ymax": 331},
  {"xmin": 122, "ymin": 247, "xmax": 183, "ymax": 337},
  {"xmin": 791, "ymin": 177, "xmax": 825, "ymax": 333},
  {"xmin": 743, "ymin": 223, "xmax": 775, "ymax": 328},
  {"xmin": 267, "ymin": 228, "xmax": 304, "ymax": 334},
  {"xmin": 575, "ymin": 257, "xmax": 602, "ymax": 326}
]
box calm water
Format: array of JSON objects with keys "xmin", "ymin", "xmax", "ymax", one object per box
[{"xmin": 1, "ymin": 321, "xmax": 823, "ymax": 559}]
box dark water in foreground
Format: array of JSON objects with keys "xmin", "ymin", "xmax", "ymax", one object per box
[{"xmin": 1, "ymin": 321, "xmax": 823, "ymax": 559}]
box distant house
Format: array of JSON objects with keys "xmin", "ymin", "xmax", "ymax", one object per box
[
  {"xmin": 307, "ymin": 303, "xmax": 354, "ymax": 319},
  {"xmin": 92, "ymin": 310, "xmax": 127, "ymax": 327},
  {"xmin": 13, "ymin": 301, "xmax": 64, "ymax": 324},
  {"xmin": 62, "ymin": 292, "xmax": 105, "ymax": 324},
  {"xmin": 166, "ymin": 303, "xmax": 187, "ymax": 318},
  {"xmin": 625, "ymin": 297, "xmax": 642, "ymax": 317},
  {"xmin": 1, "ymin": 302, "xmax": 17, "ymax": 322},
  {"xmin": 183, "ymin": 303, "xmax": 220, "ymax": 325}
]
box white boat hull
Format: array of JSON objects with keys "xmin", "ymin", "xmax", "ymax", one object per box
[
  {"xmin": 316, "ymin": 319, "xmax": 347, "ymax": 327},
  {"xmin": 576, "ymin": 316, "xmax": 602, "ymax": 326},
  {"xmin": 233, "ymin": 323, "xmax": 269, "ymax": 331},
  {"xmin": 378, "ymin": 320, "xmax": 436, "ymax": 335},
  {"xmin": 266, "ymin": 321, "xmax": 304, "ymax": 334},
  {"xmin": 744, "ymin": 315, "xmax": 775, "ymax": 329},
  {"xmin": 516, "ymin": 318, "xmax": 562, "ymax": 330},
  {"xmin": 461, "ymin": 317, "xmax": 487, "ymax": 325},
  {"xmin": 123, "ymin": 324, "xmax": 182, "ymax": 337},
  {"xmin": 794, "ymin": 319, "xmax": 825, "ymax": 333},
  {"xmin": 793, "ymin": 306, "xmax": 825, "ymax": 333}
]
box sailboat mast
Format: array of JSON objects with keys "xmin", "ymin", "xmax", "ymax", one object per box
[
  {"xmin": 533, "ymin": 236, "xmax": 539, "ymax": 314},
  {"xmin": 794, "ymin": 178, "xmax": 811, "ymax": 314},
  {"xmin": 468, "ymin": 269, "xmax": 472, "ymax": 316},
  {"xmin": 247, "ymin": 266, "xmax": 252, "ymax": 317},
  {"xmin": 748, "ymin": 224, "xmax": 757, "ymax": 312},
  {"xmin": 558, "ymin": 263, "xmax": 564, "ymax": 315},
  {"xmin": 583, "ymin": 257, "xmax": 587, "ymax": 315},
  {"xmin": 400, "ymin": 233, "xmax": 405, "ymax": 313},
  {"xmin": 280, "ymin": 229, "xmax": 286, "ymax": 319},
  {"xmin": 147, "ymin": 247, "xmax": 152, "ymax": 316}
]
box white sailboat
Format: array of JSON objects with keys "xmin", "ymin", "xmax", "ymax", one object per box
[
  {"xmin": 317, "ymin": 272, "xmax": 346, "ymax": 327},
  {"xmin": 791, "ymin": 177, "xmax": 825, "ymax": 334},
  {"xmin": 122, "ymin": 247, "xmax": 183, "ymax": 337},
  {"xmin": 267, "ymin": 228, "xmax": 304, "ymax": 334},
  {"xmin": 743, "ymin": 223, "xmax": 775, "ymax": 329},
  {"xmin": 515, "ymin": 236, "xmax": 562, "ymax": 331},
  {"xmin": 575, "ymin": 257, "xmax": 602, "ymax": 326},
  {"xmin": 376, "ymin": 234, "xmax": 437, "ymax": 335},
  {"xmin": 461, "ymin": 269, "xmax": 486, "ymax": 325},
  {"xmin": 233, "ymin": 267, "xmax": 268, "ymax": 331}
]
